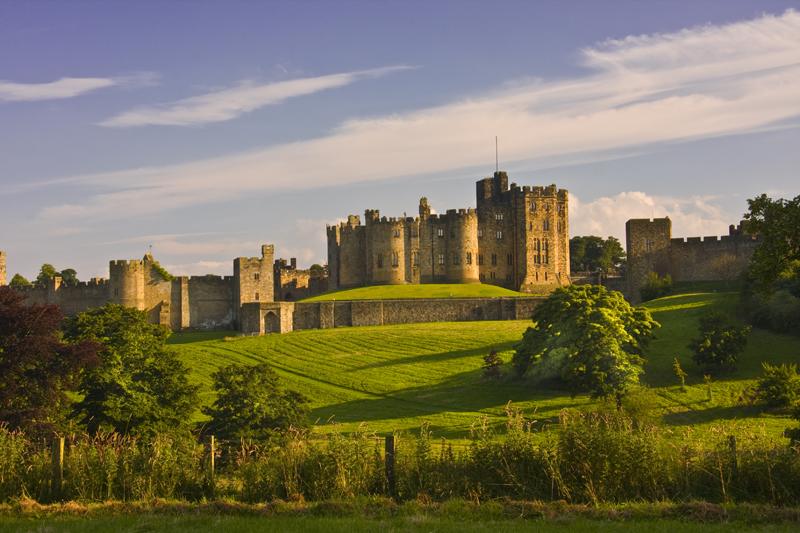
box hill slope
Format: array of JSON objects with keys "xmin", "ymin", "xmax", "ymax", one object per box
[
  {"xmin": 300, "ymin": 283, "xmax": 536, "ymax": 301},
  {"xmin": 171, "ymin": 289, "xmax": 800, "ymax": 440}
]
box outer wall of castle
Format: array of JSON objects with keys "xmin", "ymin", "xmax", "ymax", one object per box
[{"xmin": 326, "ymin": 172, "xmax": 571, "ymax": 293}]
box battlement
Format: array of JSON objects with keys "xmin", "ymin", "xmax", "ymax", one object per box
[
  {"xmin": 110, "ymin": 259, "xmax": 144, "ymax": 268},
  {"xmin": 187, "ymin": 274, "xmax": 233, "ymax": 282}
]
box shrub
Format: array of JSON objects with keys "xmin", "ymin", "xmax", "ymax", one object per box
[
  {"xmin": 755, "ymin": 363, "xmax": 800, "ymax": 410},
  {"xmin": 481, "ymin": 350, "xmax": 503, "ymax": 380},
  {"xmin": 640, "ymin": 272, "xmax": 672, "ymax": 302},
  {"xmin": 689, "ymin": 312, "xmax": 751, "ymax": 374}
]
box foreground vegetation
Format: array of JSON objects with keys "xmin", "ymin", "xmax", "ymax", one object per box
[
  {"xmin": 4, "ymin": 499, "xmax": 800, "ymax": 532},
  {"xmin": 300, "ymin": 283, "xmax": 535, "ymax": 301}
]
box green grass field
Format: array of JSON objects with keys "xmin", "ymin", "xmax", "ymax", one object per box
[
  {"xmin": 171, "ymin": 287, "xmax": 800, "ymax": 441},
  {"xmin": 300, "ymin": 283, "xmax": 535, "ymax": 301}
]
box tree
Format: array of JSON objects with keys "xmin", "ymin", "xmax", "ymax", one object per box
[
  {"xmin": 64, "ymin": 304, "xmax": 198, "ymax": 435},
  {"xmin": 743, "ymin": 194, "xmax": 800, "ymax": 290},
  {"xmin": 755, "ymin": 363, "xmax": 799, "ymax": 410},
  {"xmin": 512, "ymin": 285, "xmax": 659, "ymax": 402},
  {"xmin": 689, "ymin": 313, "xmax": 751, "ymax": 374},
  {"xmin": 0, "ymin": 287, "xmax": 99, "ymax": 434},
  {"xmin": 309, "ymin": 264, "xmax": 325, "ymax": 277},
  {"xmin": 672, "ymin": 357, "xmax": 688, "ymax": 391},
  {"xmin": 482, "ymin": 349, "xmax": 503, "ymax": 380},
  {"xmin": 59, "ymin": 268, "xmax": 79, "ymax": 287},
  {"xmin": 202, "ymin": 363, "xmax": 308, "ymax": 442},
  {"xmin": 35, "ymin": 263, "xmax": 57, "ymax": 287},
  {"xmin": 640, "ymin": 272, "xmax": 672, "ymax": 302},
  {"xmin": 9, "ymin": 274, "xmax": 31, "ymax": 289},
  {"xmin": 569, "ymin": 236, "xmax": 626, "ymax": 273}
]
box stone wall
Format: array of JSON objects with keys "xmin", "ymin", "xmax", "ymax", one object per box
[{"xmin": 187, "ymin": 275, "xmax": 235, "ymax": 329}]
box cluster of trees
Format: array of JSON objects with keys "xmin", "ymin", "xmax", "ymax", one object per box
[
  {"xmin": 569, "ymin": 236, "xmax": 625, "ymax": 274},
  {"xmin": 0, "ymin": 287, "xmax": 308, "ymax": 440},
  {"xmin": 9, "ymin": 263, "xmax": 80, "ymax": 289}
]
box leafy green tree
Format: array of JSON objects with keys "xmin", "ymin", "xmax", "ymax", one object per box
[
  {"xmin": 689, "ymin": 313, "xmax": 751, "ymax": 374},
  {"xmin": 482, "ymin": 349, "xmax": 503, "ymax": 380},
  {"xmin": 64, "ymin": 304, "xmax": 198, "ymax": 435},
  {"xmin": 202, "ymin": 363, "xmax": 308, "ymax": 441},
  {"xmin": 0, "ymin": 287, "xmax": 99, "ymax": 434},
  {"xmin": 8, "ymin": 274, "xmax": 31, "ymax": 289},
  {"xmin": 512, "ymin": 285, "xmax": 659, "ymax": 402},
  {"xmin": 755, "ymin": 362, "xmax": 799, "ymax": 409},
  {"xmin": 35, "ymin": 263, "xmax": 57, "ymax": 287},
  {"xmin": 672, "ymin": 357, "xmax": 688, "ymax": 391},
  {"xmin": 743, "ymin": 194, "xmax": 800, "ymax": 290},
  {"xmin": 569, "ymin": 236, "xmax": 626, "ymax": 273},
  {"xmin": 309, "ymin": 264, "xmax": 325, "ymax": 277},
  {"xmin": 59, "ymin": 268, "xmax": 79, "ymax": 287}
]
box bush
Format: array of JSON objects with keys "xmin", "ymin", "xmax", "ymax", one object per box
[
  {"xmin": 689, "ymin": 313, "xmax": 751, "ymax": 374},
  {"xmin": 640, "ymin": 272, "xmax": 672, "ymax": 302},
  {"xmin": 755, "ymin": 363, "xmax": 800, "ymax": 410}
]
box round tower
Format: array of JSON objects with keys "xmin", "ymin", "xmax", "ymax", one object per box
[
  {"xmin": 367, "ymin": 218, "xmax": 406, "ymax": 285},
  {"xmin": 109, "ymin": 259, "xmax": 146, "ymax": 310},
  {"xmin": 445, "ymin": 209, "xmax": 480, "ymax": 283}
]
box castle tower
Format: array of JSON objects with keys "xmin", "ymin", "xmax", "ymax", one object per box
[
  {"xmin": 0, "ymin": 250, "xmax": 6, "ymax": 286},
  {"xmin": 109, "ymin": 259, "xmax": 146, "ymax": 310},
  {"xmin": 625, "ymin": 217, "xmax": 672, "ymax": 298},
  {"xmin": 365, "ymin": 214, "xmax": 407, "ymax": 285},
  {"xmin": 233, "ymin": 244, "xmax": 275, "ymax": 323}
]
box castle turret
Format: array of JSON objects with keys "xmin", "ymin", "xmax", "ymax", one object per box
[
  {"xmin": 233, "ymin": 244, "xmax": 275, "ymax": 323},
  {"xmin": 625, "ymin": 217, "xmax": 672, "ymax": 298},
  {"xmin": 0, "ymin": 250, "xmax": 6, "ymax": 286},
  {"xmin": 109, "ymin": 259, "xmax": 146, "ymax": 310},
  {"xmin": 366, "ymin": 216, "xmax": 407, "ymax": 285}
]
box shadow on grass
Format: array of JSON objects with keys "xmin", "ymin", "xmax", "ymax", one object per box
[
  {"xmin": 663, "ymin": 404, "xmax": 764, "ymax": 426},
  {"xmin": 353, "ymin": 341, "xmax": 518, "ymax": 370}
]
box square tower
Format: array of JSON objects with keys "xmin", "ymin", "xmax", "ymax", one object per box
[{"xmin": 233, "ymin": 244, "xmax": 275, "ymax": 324}]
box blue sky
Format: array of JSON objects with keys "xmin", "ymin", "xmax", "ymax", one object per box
[{"xmin": 1, "ymin": 1, "xmax": 799, "ymax": 279}]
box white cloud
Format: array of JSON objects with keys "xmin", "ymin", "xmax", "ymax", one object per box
[
  {"xmin": 36, "ymin": 10, "xmax": 800, "ymax": 223},
  {"xmin": 570, "ymin": 191, "xmax": 731, "ymax": 242},
  {"xmin": 99, "ymin": 66, "xmax": 413, "ymax": 127},
  {"xmin": 0, "ymin": 72, "xmax": 157, "ymax": 102}
]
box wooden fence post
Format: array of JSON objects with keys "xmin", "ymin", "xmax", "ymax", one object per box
[
  {"xmin": 208, "ymin": 435, "xmax": 216, "ymax": 497},
  {"xmin": 51, "ymin": 436, "xmax": 65, "ymax": 501},
  {"xmin": 385, "ymin": 435, "xmax": 396, "ymax": 498}
]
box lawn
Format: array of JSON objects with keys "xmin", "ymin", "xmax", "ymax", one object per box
[
  {"xmin": 171, "ymin": 287, "xmax": 800, "ymax": 441},
  {"xmin": 300, "ymin": 283, "xmax": 536, "ymax": 301}
]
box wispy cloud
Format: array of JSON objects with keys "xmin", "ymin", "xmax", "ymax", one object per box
[
  {"xmin": 99, "ymin": 66, "xmax": 413, "ymax": 127},
  {"xmin": 35, "ymin": 10, "xmax": 800, "ymax": 223},
  {"xmin": 0, "ymin": 72, "xmax": 158, "ymax": 102}
]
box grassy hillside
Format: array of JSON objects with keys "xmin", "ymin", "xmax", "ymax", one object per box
[
  {"xmin": 171, "ymin": 288, "xmax": 800, "ymax": 441},
  {"xmin": 300, "ymin": 283, "xmax": 535, "ymax": 301}
]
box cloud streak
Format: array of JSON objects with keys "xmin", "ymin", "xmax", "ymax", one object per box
[
  {"xmin": 36, "ymin": 10, "xmax": 800, "ymax": 224},
  {"xmin": 99, "ymin": 65, "xmax": 413, "ymax": 127},
  {"xmin": 0, "ymin": 73, "xmax": 157, "ymax": 102}
]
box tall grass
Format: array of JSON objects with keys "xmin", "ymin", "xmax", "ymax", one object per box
[{"xmin": 2, "ymin": 411, "xmax": 799, "ymax": 505}]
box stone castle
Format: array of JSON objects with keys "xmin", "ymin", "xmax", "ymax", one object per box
[
  {"xmin": 327, "ymin": 171, "xmax": 571, "ymax": 292},
  {"xmin": 0, "ymin": 170, "xmax": 768, "ymax": 334}
]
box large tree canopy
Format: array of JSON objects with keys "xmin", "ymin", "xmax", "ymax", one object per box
[
  {"xmin": 743, "ymin": 194, "xmax": 800, "ymax": 290},
  {"xmin": 0, "ymin": 287, "xmax": 99, "ymax": 434},
  {"xmin": 64, "ymin": 304, "xmax": 198, "ymax": 435},
  {"xmin": 203, "ymin": 363, "xmax": 309, "ymax": 442},
  {"xmin": 513, "ymin": 285, "xmax": 658, "ymax": 400},
  {"xmin": 569, "ymin": 236, "xmax": 626, "ymax": 274}
]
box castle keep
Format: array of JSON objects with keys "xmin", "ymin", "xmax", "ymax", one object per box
[{"xmin": 327, "ymin": 171, "xmax": 571, "ymax": 292}]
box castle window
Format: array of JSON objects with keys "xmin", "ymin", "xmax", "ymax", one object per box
[
  {"xmin": 531, "ymin": 202, "xmax": 537, "ymax": 212},
  {"xmin": 412, "ymin": 251, "xmax": 419, "ymax": 266},
  {"xmin": 535, "ymin": 272, "xmax": 539, "ymax": 281},
  {"xmin": 392, "ymin": 251, "xmax": 399, "ymax": 267},
  {"xmin": 254, "ymin": 272, "xmax": 260, "ymax": 281},
  {"xmin": 452, "ymin": 253, "xmax": 459, "ymax": 265},
  {"xmin": 114, "ymin": 288, "xmax": 119, "ymax": 297},
  {"xmin": 478, "ymin": 254, "xmax": 484, "ymax": 265},
  {"xmin": 466, "ymin": 252, "xmax": 472, "ymax": 265},
  {"xmin": 377, "ymin": 254, "xmax": 383, "ymax": 268},
  {"xmin": 544, "ymin": 240, "xmax": 550, "ymax": 264},
  {"xmin": 438, "ymin": 253, "xmax": 445, "ymax": 265},
  {"xmin": 557, "ymin": 220, "xmax": 563, "ymax": 232},
  {"xmin": 480, "ymin": 273, "xmax": 485, "ymax": 281},
  {"xmin": 558, "ymin": 204, "xmax": 564, "ymax": 215},
  {"xmin": 393, "ymin": 228, "xmax": 400, "ymax": 238},
  {"xmin": 507, "ymin": 253, "xmax": 513, "ymax": 266},
  {"xmin": 491, "ymin": 254, "xmax": 497, "ymax": 266},
  {"xmin": 478, "ymin": 228, "xmax": 483, "ymax": 238},
  {"xmin": 529, "ymin": 223, "xmax": 533, "ymax": 231},
  {"xmin": 495, "ymin": 213, "xmax": 504, "ymax": 221},
  {"xmin": 437, "ymin": 228, "xmax": 444, "ymax": 238},
  {"xmin": 255, "ymin": 292, "xmax": 260, "ymax": 301},
  {"xmin": 645, "ymin": 239, "xmax": 654, "ymax": 252},
  {"xmin": 545, "ymin": 272, "xmax": 548, "ymax": 281},
  {"xmin": 411, "ymin": 228, "xmax": 418, "ymax": 237},
  {"xmin": 490, "ymin": 271, "xmax": 496, "ymax": 280},
  {"xmin": 543, "ymin": 219, "xmax": 550, "ymax": 231},
  {"xmin": 506, "ymin": 273, "xmax": 512, "ymax": 281},
  {"xmin": 496, "ymin": 230, "xmax": 503, "ymax": 240}
]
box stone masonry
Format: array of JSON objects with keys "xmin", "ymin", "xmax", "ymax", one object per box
[{"xmin": 326, "ymin": 171, "xmax": 571, "ymax": 293}]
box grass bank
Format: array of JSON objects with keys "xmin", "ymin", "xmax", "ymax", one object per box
[{"xmin": 300, "ymin": 283, "xmax": 535, "ymax": 301}]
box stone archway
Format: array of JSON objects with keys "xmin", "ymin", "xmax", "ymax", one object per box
[{"xmin": 264, "ymin": 311, "xmax": 280, "ymax": 334}]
